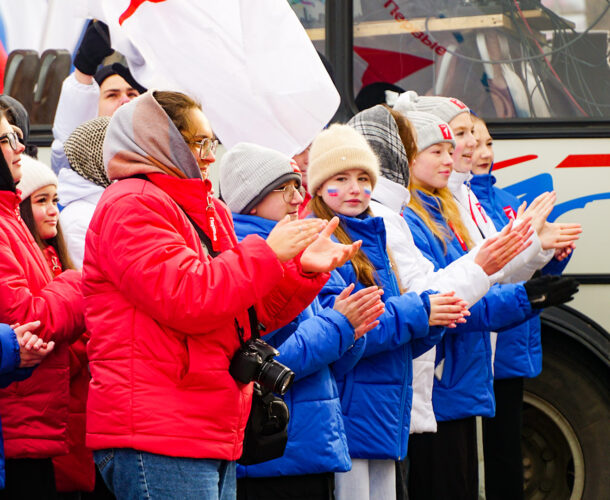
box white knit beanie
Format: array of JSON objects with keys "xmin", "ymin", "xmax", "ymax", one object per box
[
  {"xmin": 219, "ymin": 142, "xmax": 302, "ymax": 214},
  {"xmin": 394, "ymin": 91, "xmax": 469, "ymax": 124},
  {"xmin": 405, "ymin": 111, "xmax": 456, "ymax": 152},
  {"xmin": 17, "ymin": 155, "xmax": 58, "ymax": 200},
  {"xmin": 308, "ymin": 124, "xmax": 380, "ymax": 196}
]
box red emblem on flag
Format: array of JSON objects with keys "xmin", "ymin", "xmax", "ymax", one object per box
[
  {"xmin": 439, "ymin": 124, "xmax": 452, "ymax": 140},
  {"xmin": 449, "ymin": 98, "xmax": 467, "ymax": 110},
  {"xmin": 503, "ymin": 206, "xmax": 517, "ymax": 220},
  {"xmin": 119, "ymin": 0, "xmax": 168, "ymax": 25}
]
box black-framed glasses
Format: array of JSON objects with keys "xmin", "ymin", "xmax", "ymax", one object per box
[
  {"xmin": 0, "ymin": 131, "xmax": 19, "ymax": 152},
  {"xmin": 192, "ymin": 138, "xmax": 218, "ymax": 159},
  {"xmin": 272, "ymin": 184, "xmax": 306, "ymax": 203}
]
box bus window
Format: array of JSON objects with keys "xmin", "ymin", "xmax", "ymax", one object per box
[{"xmin": 342, "ymin": 0, "xmax": 610, "ymax": 120}]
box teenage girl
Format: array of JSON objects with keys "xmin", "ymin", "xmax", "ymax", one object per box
[{"xmin": 307, "ymin": 123, "xmax": 468, "ymax": 500}]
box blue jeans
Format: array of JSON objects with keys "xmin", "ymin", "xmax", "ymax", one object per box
[{"xmin": 94, "ymin": 448, "xmax": 236, "ymax": 500}]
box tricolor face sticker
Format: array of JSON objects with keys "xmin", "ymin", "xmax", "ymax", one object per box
[{"xmin": 317, "ymin": 168, "xmax": 373, "ymax": 217}]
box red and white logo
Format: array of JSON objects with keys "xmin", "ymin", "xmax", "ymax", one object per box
[
  {"xmin": 439, "ymin": 124, "xmax": 453, "ymax": 140},
  {"xmin": 503, "ymin": 206, "xmax": 517, "ymax": 220},
  {"xmin": 449, "ymin": 98, "xmax": 467, "ymax": 110},
  {"xmin": 290, "ymin": 159, "xmax": 301, "ymax": 174}
]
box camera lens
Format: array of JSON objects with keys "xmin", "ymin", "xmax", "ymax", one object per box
[{"xmin": 258, "ymin": 360, "xmax": 295, "ymax": 395}]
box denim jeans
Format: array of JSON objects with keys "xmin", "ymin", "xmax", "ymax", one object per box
[{"xmin": 94, "ymin": 448, "xmax": 236, "ymax": 500}]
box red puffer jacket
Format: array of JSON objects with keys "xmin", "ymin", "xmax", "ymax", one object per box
[
  {"xmin": 0, "ymin": 190, "xmax": 85, "ymax": 458},
  {"xmin": 83, "ymin": 174, "xmax": 328, "ymax": 460}
]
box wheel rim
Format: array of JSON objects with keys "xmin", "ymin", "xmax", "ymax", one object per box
[{"xmin": 522, "ymin": 392, "xmax": 585, "ymax": 499}]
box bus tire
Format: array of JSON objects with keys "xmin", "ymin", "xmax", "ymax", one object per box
[{"xmin": 522, "ymin": 333, "xmax": 609, "ymax": 500}]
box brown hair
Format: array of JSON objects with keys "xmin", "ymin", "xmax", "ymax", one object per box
[
  {"xmin": 19, "ymin": 199, "xmax": 75, "ymax": 270},
  {"xmin": 309, "ymin": 195, "xmax": 380, "ymax": 287},
  {"xmin": 386, "ymin": 105, "xmax": 418, "ymax": 167},
  {"xmin": 153, "ymin": 91, "xmax": 202, "ymax": 143}
]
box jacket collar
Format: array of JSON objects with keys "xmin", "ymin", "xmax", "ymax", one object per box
[
  {"xmin": 372, "ymin": 176, "xmax": 410, "ymax": 214},
  {"xmin": 469, "ymin": 173, "xmax": 496, "ymax": 205},
  {"xmin": 0, "ymin": 189, "xmax": 22, "ymax": 216},
  {"xmin": 232, "ymin": 213, "xmax": 276, "ymax": 241},
  {"xmin": 448, "ymin": 169, "xmax": 472, "ymax": 195}
]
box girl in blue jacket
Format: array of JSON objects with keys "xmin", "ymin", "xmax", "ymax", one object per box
[
  {"xmin": 306, "ymin": 124, "xmax": 469, "ymax": 500},
  {"xmin": 219, "ymin": 142, "xmax": 386, "ymax": 500},
  {"xmin": 469, "ymin": 115, "xmax": 579, "ymax": 500},
  {"xmin": 401, "ymin": 110, "xmax": 578, "ymax": 500}
]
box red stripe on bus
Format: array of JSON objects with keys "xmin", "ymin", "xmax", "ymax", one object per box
[
  {"xmin": 555, "ymin": 155, "xmax": 610, "ymax": 168},
  {"xmin": 493, "ymin": 155, "xmax": 538, "ymax": 170}
]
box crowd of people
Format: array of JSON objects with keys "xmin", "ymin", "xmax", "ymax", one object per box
[{"xmin": 0, "ymin": 19, "xmax": 583, "ymax": 500}]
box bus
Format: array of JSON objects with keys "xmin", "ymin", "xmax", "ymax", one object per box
[{"xmin": 288, "ymin": 1, "xmax": 609, "ymax": 498}]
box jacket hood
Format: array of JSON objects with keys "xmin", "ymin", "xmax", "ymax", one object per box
[
  {"xmin": 348, "ymin": 105, "xmax": 409, "ymax": 188},
  {"xmin": 372, "ymin": 176, "xmax": 410, "ymax": 214},
  {"xmin": 0, "ymin": 145, "xmax": 16, "ymax": 192},
  {"xmin": 103, "ymin": 91, "xmax": 201, "ymax": 181},
  {"xmin": 57, "ymin": 167, "xmax": 105, "ymax": 206}
]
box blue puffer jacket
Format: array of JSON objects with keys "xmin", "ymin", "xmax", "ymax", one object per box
[
  {"xmin": 0, "ymin": 323, "xmax": 34, "ymax": 489},
  {"xmin": 403, "ymin": 192, "xmax": 535, "ymax": 420},
  {"xmin": 233, "ymin": 214, "xmax": 353, "ymax": 477},
  {"xmin": 470, "ymin": 172, "xmax": 570, "ymax": 378},
  {"xmin": 317, "ymin": 213, "xmax": 443, "ymax": 460}
]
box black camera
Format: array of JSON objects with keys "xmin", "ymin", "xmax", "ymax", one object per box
[{"xmin": 229, "ymin": 338, "xmax": 295, "ymax": 395}]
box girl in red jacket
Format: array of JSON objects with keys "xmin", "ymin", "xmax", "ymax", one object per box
[
  {"xmin": 83, "ymin": 90, "xmax": 359, "ymax": 500},
  {"xmin": 0, "ymin": 111, "xmax": 86, "ymax": 499},
  {"xmin": 17, "ymin": 157, "xmax": 106, "ymax": 498}
]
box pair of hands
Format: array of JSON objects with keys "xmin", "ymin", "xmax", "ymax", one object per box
[
  {"xmin": 475, "ymin": 218, "xmax": 534, "ymax": 276},
  {"xmin": 516, "ymin": 192, "xmax": 582, "ymax": 253},
  {"xmin": 333, "ymin": 284, "xmax": 470, "ymax": 341},
  {"xmin": 10, "ymin": 321, "xmax": 55, "ymax": 368},
  {"xmin": 266, "ymin": 216, "xmax": 361, "ymax": 274}
]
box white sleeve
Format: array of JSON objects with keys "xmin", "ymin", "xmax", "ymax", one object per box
[
  {"xmin": 59, "ymin": 203, "xmax": 94, "ymax": 270},
  {"xmin": 372, "ymin": 202, "xmax": 491, "ymax": 305},
  {"xmin": 51, "ymin": 73, "xmax": 100, "ymax": 173}
]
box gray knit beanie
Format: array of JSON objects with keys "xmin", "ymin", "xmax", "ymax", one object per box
[
  {"xmin": 64, "ymin": 116, "xmax": 111, "ymax": 188},
  {"xmin": 394, "ymin": 91, "xmax": 469, "ymax": 124},
  {"xmin": 405, "ymin": 111, "xmax": 456, "ymax": 152},
  {"xmin": 17, "ymin": 155, "xmax": 58, "ymax": 200},
  {"xmin": 219, "ymin": 142, "xmax": 302, "ymax": 214},
  {"xmin": 308, "ymin": 124, "xmax": 380, "ymax": 196}
]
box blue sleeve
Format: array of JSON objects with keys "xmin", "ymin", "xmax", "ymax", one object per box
[
  {"xmin": 275, "ymin": 308, "xmax": 355, "ymax": 382},
  {"xmin": 361, "ymin": 291, "xmax": 430, "ymax": 358},
  {"xmin": 0, "ymin": 324, "xmax": 34, "ymax": 388},
  {"xmin": 331, "ymin": 335, "xmax": 367, "ymax": 380},
  {"xmin": 453, "ymin": 283, "xmax": 536, "ymax": 334},
  {"xmin": 412, "ymin": 290, "xmax": 445, "ymax": 357}
]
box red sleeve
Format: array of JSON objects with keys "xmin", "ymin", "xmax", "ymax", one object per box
[
  {"xmin": 86, "ymin": 191, "xmax": 287, "ymax": 335},
  {"xmin": 0, "ymin": 241, "xmax": 85, "ymax": 344},
  {"xmin": 256, "ymin": 257, "xmax": 329, "ymax": 334}
]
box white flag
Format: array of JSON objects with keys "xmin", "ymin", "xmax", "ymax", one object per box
[{"xmin": 75, "ymin": 0, "xmax": 339, "ymax": 156}]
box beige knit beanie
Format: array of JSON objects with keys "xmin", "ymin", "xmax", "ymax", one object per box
[
  {"xmin": 17, "ymin": 155, "xmax": 58, "ymax": 200},
  {"xmin": 308, "ymin": 124, "xmax": 380, "ymax": 196}
]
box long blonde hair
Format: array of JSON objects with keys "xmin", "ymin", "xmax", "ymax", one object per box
[{"xmin": 408, "ymin": 180, "xmax": 474, "ymax": 253}]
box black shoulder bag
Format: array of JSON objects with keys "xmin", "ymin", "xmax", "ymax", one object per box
[{"xmin": 181, "ymin": 210, "xmax": 290, "ymax": 465}]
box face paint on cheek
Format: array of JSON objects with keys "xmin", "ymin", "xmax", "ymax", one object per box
[
  {"xmin": 364, "ymin": 188, "xmax": 371, "ymax": 198},
  {"xmin": 327, "ymin": 186, "xmax": 339, "ymax": 197}
]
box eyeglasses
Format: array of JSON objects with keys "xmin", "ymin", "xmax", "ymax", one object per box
[
  {"xmin": 0, "ymin": 131, "xmax": 20, "ymax": 152},
  {"xmin": 191, "ymin": 138, "xmax": 219, "ymax": 159},
  {"xmin": 272, "ymin": 184, "xmax": 306, "ymax": 203}
]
